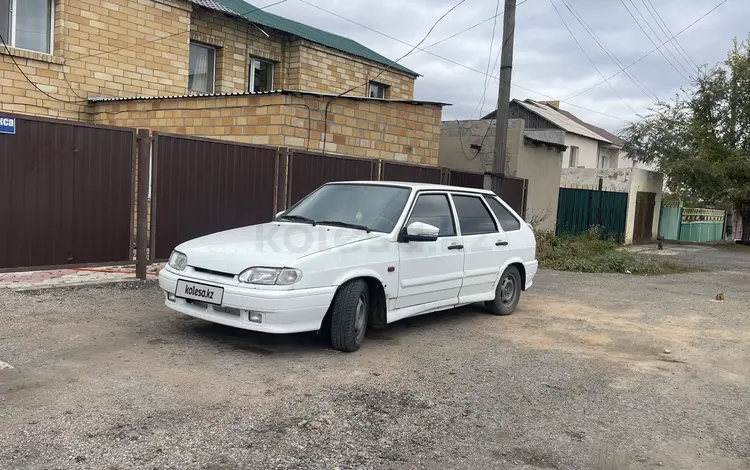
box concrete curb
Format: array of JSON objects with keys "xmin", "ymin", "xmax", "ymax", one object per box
[{"xmin": 13, "ymin": 278, "xmax": 157, "ymax": 293}]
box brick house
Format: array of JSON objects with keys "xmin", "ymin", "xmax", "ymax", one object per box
[{"xmin": 0, "ymin": 0, "xmax": 445, "ymax": 164}]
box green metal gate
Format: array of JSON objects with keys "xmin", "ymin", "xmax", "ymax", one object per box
[{"xmin": 557, "ymin": 188, "xmax": 629, "ymax": 242}]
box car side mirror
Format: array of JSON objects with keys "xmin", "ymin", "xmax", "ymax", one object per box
[
  {"xmin": 275, "ymin": 211, "xmax": 284, "ymax": 219},
  {"xmin": 403, "ymin": 222, "xmax": 439, "ymax": 242}
]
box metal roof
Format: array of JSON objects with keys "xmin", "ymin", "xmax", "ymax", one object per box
[
  {"xmin": 514, "ymin": 100, "xmax": 611, "ymax": 143},
  {"xmin": 554, "ymin": 108, "xmax": 626, "ymax": 147},
  {"xmin": 87, "ymin": 89, "xmax": 449, "ymax": 106},
  {"xmin": 188, "ymin": 0, "xmax": 418, "ymax": 77}
]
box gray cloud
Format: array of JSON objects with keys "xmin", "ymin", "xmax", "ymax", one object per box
[{"xmin": 260, "ymin": 0, "xmax": 749, "ymax": 132}]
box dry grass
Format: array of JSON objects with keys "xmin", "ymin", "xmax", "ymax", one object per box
[{"xmin": 536, "ymin": 231, "xmax": 697, "ymax": 275}]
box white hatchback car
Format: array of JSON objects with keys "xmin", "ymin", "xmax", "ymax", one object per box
[{"xmin": 159, "ymin": 181, "xmax": 538, "ymax": 352}]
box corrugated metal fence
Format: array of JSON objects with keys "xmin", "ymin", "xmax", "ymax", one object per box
[
  {"xmin": 0, "ymin": 114, "xmax": 135, "ymax": 270},
  {"xmin": 150, "ymin": 133, "xmax": 279, "ymax": 260},
  {"xmin": 658, "ymin": 203, "xmax": 726, "ymax": 243},
  {"xmin": 0, "ymin": 115, "xmax": 528, "ymax": 272},
  {"xmin": 557, "ymin": 187, "xmax": 629, "ymax": 242},
  {"xmin": 287, "ymin": 151, "xmax": 377, "ymax": 205}
]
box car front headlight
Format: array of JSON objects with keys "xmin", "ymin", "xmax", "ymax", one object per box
[
  {"xmin": 238, "ymin": 267, "xmax": 303, "ymax": 285},
  {"xmin": 168, "ymin": 250, "xmax": 188, "ymax": 271}
]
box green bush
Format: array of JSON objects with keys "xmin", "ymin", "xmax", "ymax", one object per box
[{"xmin": 535, "ymin": 230, "xmax": 691, "ymax": 275}]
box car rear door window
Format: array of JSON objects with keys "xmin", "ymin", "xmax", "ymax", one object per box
[
  {"xmin": 484, "ymin": 197, "xmax": 521, "ymax": 231},
  {"xmin": 407, "ymin": 194, "xmax": 456, "ymax": 237},
  {"xmin": 451, "ymin": 195, "xmax": 498, "ymax": 235}
]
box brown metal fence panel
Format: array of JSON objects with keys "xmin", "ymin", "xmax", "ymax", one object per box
[
  {"xmin": 150, "ymin": 134, "xmax": 277, "ymax": 260},
  {"xmin": 287, "ymin": 151, "xmax": 376, "ymax": 205},
  {"xmin": 490, "ymin": 174, "xmax": 527, "ymax": 216},
  {"xmin": 0, "ymin": 115, "xmax": 135, "ymax": 270},
  {"xmin": 381, "ymin": 161, "xmax": 442, "ymax": 184},
  {"xmin": 448, "ymin": 169, "xmax": 484, "ymax": 189}
]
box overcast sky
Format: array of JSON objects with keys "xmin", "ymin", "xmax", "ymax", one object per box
[{"xmin": 260, "ymin": 0, "xmax": 747, "ymax": 133}]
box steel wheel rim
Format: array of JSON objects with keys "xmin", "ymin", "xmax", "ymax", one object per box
[
  {"xmin": 354, "ymin": 295, "xmax": 367, "ymax": 343},
  {"xmin": 500, "ymin": 276, "xmax": 515, "ymax": 304}
]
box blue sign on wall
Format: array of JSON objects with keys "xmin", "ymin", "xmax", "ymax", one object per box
[{"xmin": 0, "ymin": 117, "xmax": 16, "ymax": 135}]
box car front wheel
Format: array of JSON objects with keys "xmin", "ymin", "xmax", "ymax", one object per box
[
  {"xmin": 486, "ymin": 265, "xmax": 521, "ymax": 315},
  {"xmin": 330, "ymin": 279, "xmax": 370, "ymax": 352}
]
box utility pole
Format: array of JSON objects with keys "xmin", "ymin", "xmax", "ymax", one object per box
[{"xmin": 489, "ymin": 0, "xmax": 517, "ymax": 183}]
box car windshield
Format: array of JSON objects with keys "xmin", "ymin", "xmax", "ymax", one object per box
[{"xmin": 281, "ymin": 184, "xmax": 411, "ymax": 233}]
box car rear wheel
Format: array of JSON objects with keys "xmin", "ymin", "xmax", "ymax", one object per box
[
  {"xmin": 330, "ymin": 280, "xmax": 369, "ymax": 352},
  {"xmin": 486, "ymin": 266, "xmax": 521, "ymax": 315}
]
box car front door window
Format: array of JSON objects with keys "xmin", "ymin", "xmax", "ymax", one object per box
[
  {"xmin": 406, "ymin": 194, "xmax": 456, "ymax": 236},
  {"xmin": 394, "ymin": 193, "xmax": 464, "ymax": 313}
]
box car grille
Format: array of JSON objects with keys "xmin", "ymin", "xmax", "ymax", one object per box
[
  {"xmin": 186, "ymin": 300, "xmax": 240, "ymax": 317},
  {"xmin": 191, "ymin": 266, "xmax": 235, "ymax": 278}
]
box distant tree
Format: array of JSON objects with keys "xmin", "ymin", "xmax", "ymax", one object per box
[{"xmin": 621, "ymin": 36, "xmax": 750, "ymax": 241}]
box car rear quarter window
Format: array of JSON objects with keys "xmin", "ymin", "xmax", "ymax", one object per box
[
  {"xmin": 451, "ymin": 195, "xmax": 498, "ymax": 235},
  {"xmin": 484, "ymin": 197, "xmax": 521, "ymax": 231}
]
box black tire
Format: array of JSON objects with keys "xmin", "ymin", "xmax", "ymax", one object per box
[
  {"xmin": 485, "ymin": 266, "xmax": 521, "ymax": 316},
  {"xmin": 330, "ymin": 280, "xmax": 370, "ymax": 352}
]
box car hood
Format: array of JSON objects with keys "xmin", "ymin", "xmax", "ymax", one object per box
[{"xmin": 176, "ymin": 222, "xmax": 382, "ymax": 274}]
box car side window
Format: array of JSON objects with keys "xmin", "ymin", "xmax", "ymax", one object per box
[
  {"xmin": 407, "ymin": 194, "xmax": 456, "ymax": 237},
  {"xmin": 451, "ymin": 195, "xmax": 498, "ymax": 235},
  {"xmin": 484, "ymin": 197, "xmax": 521, "ymax": 231}
]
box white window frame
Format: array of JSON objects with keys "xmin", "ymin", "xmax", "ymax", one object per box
[
  {"xmin": 368, "ymin": 81, "xmax": 388, "ymax": 99},
  {"xmin": 188, "ymin": 41, "xmax": 216, "ymax": 94},
  {"xmin": 2, "ymin": 0, "xmax": 55, "ymax": 54},
  {"xmin": 249, "ymin": 57, "xmax": 274, "ymax": 93},
  {"xmin": 599, "ymin": 154, "xmax": 610, "ymax": 168},
  {"xmin": 568, "ymin": 145, "xmax": 579, "ymax": 168}
]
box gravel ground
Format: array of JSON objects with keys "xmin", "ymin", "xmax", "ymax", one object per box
[{"xmin": 1, "ymin": 260, "xmax": 749, "ymax": 469}]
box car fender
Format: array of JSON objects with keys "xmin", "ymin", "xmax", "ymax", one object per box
[
  {"xmin": 494, "ymin": 256, "xmax": 527, "ymax": 288},
  {"xmin": 332, "ymin": 268, "xmax": 394, "ymax": 300}
]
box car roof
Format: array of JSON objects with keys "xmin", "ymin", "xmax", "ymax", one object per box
[{"xmin": 327, "ymin": 180, "xmax": 496, "ymax": 195}]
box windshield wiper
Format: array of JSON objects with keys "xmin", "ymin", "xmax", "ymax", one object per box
[
  {"xmin": 316, "ymin": 220, "xmax": 371, "ymax": 233},
  {"xmin": 278, "ymin": 214, "xmax": 316, "ymax": 225}
]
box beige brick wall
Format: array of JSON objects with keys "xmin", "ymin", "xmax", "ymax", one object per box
[
  {"xmin": 190, "ymin": 8, "xmax": 284, "ymax": 93},
  {"xmin": 1, "ymin": 0, "xmax": 192, "ymax": 119},
  {"xmin": 1, "ymin": 0, "xmax": 418, "ymax": 121},
  {"xmin": 288, "ymin": 40, "xmax": 415, "ymax": 100},
  {"xmin": 91, "ymin": 93, "xmax": 441, "ymax": 165}
]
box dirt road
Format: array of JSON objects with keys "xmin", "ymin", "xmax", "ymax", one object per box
[{"xmin": 1, "ymin": 266, "xmax": 748, "ymax": 469}]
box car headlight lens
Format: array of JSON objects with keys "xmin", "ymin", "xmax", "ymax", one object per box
[
  {"xmin": 238, "ymin": 267, "xmax": 303, "ymax": 285},
  {"xmin": 168, "ymin": 251, "xmax": 188, "ymax": 271}
]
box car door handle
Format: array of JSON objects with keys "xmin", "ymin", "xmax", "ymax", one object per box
[
  {"xmin": 495, "ymin": 241, "xmax": 509, "ymax": 246},
  {"xmin": 448, "ymin": 244, "xmax": 464, "ymax": 250}
]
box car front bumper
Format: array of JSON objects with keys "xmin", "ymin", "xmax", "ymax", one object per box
[{"xmin": 158, "ymin": 268, "xmax": 336, "ymax": 334}]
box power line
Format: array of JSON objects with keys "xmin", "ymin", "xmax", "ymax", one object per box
[
  {"xmin": 562, "ymin": 0, "xmax": 659, "ymax": 102},
  {"xmin": 549, "ymin": 0, "xmax": 637, "ymax": 114},
  {"xmin": 640, "ymin": 0, "xmax": 701, "ymax": 72},
  {"xmin": 67, "ymin": 0, "xmax": 288, "ymax": 63},
  {"xmin": 478, "ymin": 0, "xmax": 502, "ymax": 118},
  {"xmin": 316, "ymin": 0, "xmax": 470, "ymax": 152},
  {"xmin": 422, "ymin": 0, "xmax": 532, "ymax": 50},
  {"xmin": 626, "ymin": 0, "xmax": 695, "ymax": 78},
  {"xmin": 566, "ymin": 0, "xmax": 730, "ymax": 101},
  {"xmin": 0, "ymin": 33, "xmax": 88, "ymax": 104},
  {"xmin": 619, "ymin": 0, "xmax": 691, "ymax": 81},
  {"xmin": 299, "ymin": 0, "xmax": 627, "ymax": 121}
]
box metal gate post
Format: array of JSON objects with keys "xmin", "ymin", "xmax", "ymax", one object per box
[{"xmin": 135, "ymin": 129, "xmax": 151, "ymax": 280}]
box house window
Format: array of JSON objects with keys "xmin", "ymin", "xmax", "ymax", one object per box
[
  {"xmin": 368, "ymin": 81, "xmax": 388, "ymax": 99},
  {"xmin": 249, "ymin": 58, "xmax": 274, "ymax": 92},
  {"xmin": 188, "ymin": 42, "xmax": 216, "ymax": 94},
  {"xmin": 599, "ymin": 154, "xmax": 610, "ymax": 168},
  {"xmin": 0, "ymin": 0, "xmax": 54, "ymax": 54},
  {"xmin": 568, "ymin": 146, "xmax": 579, "ymax": 168}
]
